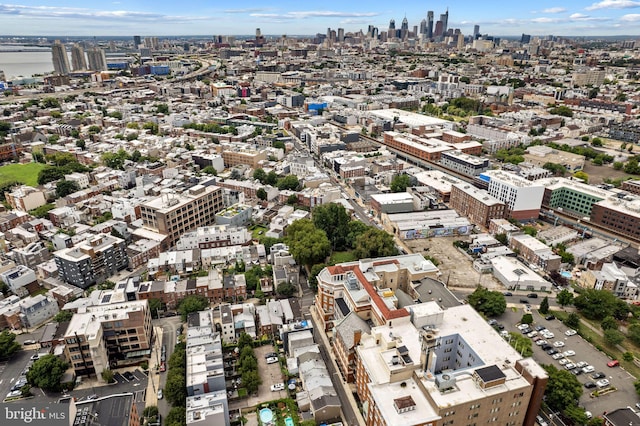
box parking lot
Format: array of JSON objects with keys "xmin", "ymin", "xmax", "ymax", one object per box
[
  {"xmin": 255, "ymin": 345, "xmax": 286, "ymax": 400},
  {"xmin": 496, "ymin": 304, "xmax": 638, "ymax": 416}
]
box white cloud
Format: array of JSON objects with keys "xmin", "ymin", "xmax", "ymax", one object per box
[
  {"xmin": 531, "ymin": 17, "xmax": 562, "ymax": 23},
  {"xmin": 569, "ymin": 13, "xmax": 602, "ymax": 20},
  {"xmin": 250, "ymin": 10, "xmax": 378, "ymax": 20},
  {"xmin": 543, "ymin": 7, "xmax": 566, "ymax": 13},
  {"xmin": 586, "ymin": 0, "xmax": 640, "ymax": 10},
  {"xmin": 224, "ymin": 8, "xmax": 269, "ymax": 14},
  {"xmin": 620, "ymin": 13, "xmax": 640, "ymax": 20}
]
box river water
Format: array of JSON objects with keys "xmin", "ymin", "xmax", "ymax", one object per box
[{"xmin": 0, "ymin": 48, "xmax": 54, "ymax": 79}]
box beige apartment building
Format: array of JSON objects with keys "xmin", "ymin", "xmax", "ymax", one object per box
[
  {"xmin": 63, "ymin": 300, "xmax": 152, "ymax": 379},
  {"xmin": 140, "ymin": 185, "xmax": 224, "ymax": 248}
]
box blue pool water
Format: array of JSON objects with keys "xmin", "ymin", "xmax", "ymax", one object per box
[
  {"xmin": 285, "ymin": 417, "xmax": 294, "ymax": 426},
  {"xmin": 259, "ymin": 408, "xmax": 274, "ymax": 424},
  {"xmin": 560, "ymin": 271, "xmax": 572, "ymax": 279}
]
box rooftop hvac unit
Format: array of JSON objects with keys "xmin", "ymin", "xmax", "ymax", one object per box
[{"xmin": 435, "ymin": 373, "xmax": 457, "ymax": 391}]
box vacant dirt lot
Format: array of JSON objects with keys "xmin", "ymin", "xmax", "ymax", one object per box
[{"xmin": 403, "ymin": 236, "xmax": 503, "ymax": 291}]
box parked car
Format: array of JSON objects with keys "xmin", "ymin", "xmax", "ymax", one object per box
[
  {"xmin": 519, "ymin": 299, "xmax": 529, "ymax": 304},
  {"xmin": 607, "ymin": 360, "xmax": 620, "ymax": 368},
  {"xmin": 265, "ymin": 352, "xmax": 278, "ymax": 359},
  {"xmin": 562, "ymin": 350, "xmax": 576, "ymax": 357},
  {"xmin": 558, "ymin": 359, "xmax": 570, "ymax": 365},
  {"xmin": 123, "ymin": 371, "xmax": 135, "ymax": 381},
  {"xmin": 266, "ymin": 357, "xmax": 278, "ymax": 364},
  {"xmin": 541, "ymin": 344, "xmax": 552, "ymax": 351},
  {"xmin": 584, "ymin": 381, "xmax": 596, "ymax": 389},
  {"xmin": 503, "ymin": 292, "xmax": 513, "ymax": 296},
  {"xmin": 536, "ymin": 415, "xmax": 548, "ymax": 426},
  {"xmin": 157, "ymin": 389, "xmax": 163, "ymax": 399},
  {"xmin": 270, "ymin": 383, "xmax": 285, "ymax": 392},
  {"xmin": 517, "ymin": 324, "xmax": 530, "ymax": 331},
  {"xmin": 553, "ymin": 341, "xmax": 565, "ymax": 348},
  {"xmin": 159, "ymin": 362, "xmax": 166, "ymax": 372},
  {"xmin": 542, "ymin": 331, "xmax": 555, "ymax": 339},
  {"xmin": 582, "ymin": 365, "xmax": 595, "ymax": 374},
  {"xmin": 527, "ymin": 293, "xmax": 538, "ymax": 298},
  {"xmin": 591, "ymin": 372, "xmax": 606, "ymax": 380},
  {"xmin": 565, "ymin": 329, "xmax": 577, "ymax": 336},
  {"xmin": 545, "ymin": 315, "xmax": 556, "ymax": 321},
  {"xmin": 596, "ymin": 379, "xmax": 610, "ymax": 388},
  {"xmin": 546, "ymin": 348, "xmax": 558, "ymax": 355},
  {"xmin": 564, "ymin": 363, "xmax": 577, "ymax": 370},
  {"xmin": 535, "ymin": 340, "xmax": 548, "ymax": 346},
  {"xmin": 23, "ymin": 340, "xmax": 36, "ymax": 345},
  {"xmin": 576, "ymin": 361, "xmax": 588, "ymax": 368},
  {"xmin": 551, "ymin": 353, "xmax": 564, "ymax": 360},
  {"xmin": 535, "ymin": 325, "xmax": 546, "ymax": 332},
  {"xmin": 571, "ymin": 368, "xmax": 583, "ymax": 376},
  {"xmin": 488, "ymin": 319, "xmax": 498, "ymax": 326},
  {"xmin": 527, "ymin": 331, "xmax": 538, "ymax": 338}
]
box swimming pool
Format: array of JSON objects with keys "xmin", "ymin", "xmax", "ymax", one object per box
[
  {"xmin": 560, "ymin": 271, "xmax": 572, "ymax": 279},
  {"xmin": 285, "ymin": 417, "xmax": 294, "ymax": 426},
  {"xmin": 259, "ymin": 408, "xmax": 274, "ymax": 424}
]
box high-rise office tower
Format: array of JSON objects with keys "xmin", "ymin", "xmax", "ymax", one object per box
[
  {"xmin": 521, "ymin": 33, "xmax": 531, "ymax": 44},
  {"xmin": 427, "ymin": 11, "xmax": 434, "ymax": 38},
  {"xmin": 420, "ymin": 19, "xmax": 427, "ymax": 35},
  {"xmin": 434, "ymin": 21, "xmax": 443, "ymax": 38},
  {"xmin": 388, "ymin": 19, "xmax": 396, "ymax": 39},
  {"xmin": 87, "ymin": 47, "xmax": 107, "ymax": 71},
  {"xmin": 440, "ymin": 10, "xmax": 449, "ymax": 35},
  {"xmin": 400, "ymin": 17, "xmax": 409, "ymax": 40},
  {"xmin": 337, "ymin": 28, "xmax": 344, "ymax": 42},
  {"xmin": 51, "ymin": 40, "xmax": 70, "ymax": 76},
  {"xmin": 473, "ymin": 25, "xmax": 480, "ymax": 38},
  {"xmin": 133, "ymin": 35, "xmax": 141, "ymax": 47},
  {"xmin": 71, "ymin": 44, "xmax": 87, "ymax": 71}
]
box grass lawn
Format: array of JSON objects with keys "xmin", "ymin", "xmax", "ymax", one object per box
[
  {"xmin": 0, "ymin": 163, "xmax": 45, "ymax": 187},
  {"xmin": 329, "ymin": 251, "xmax": 357, "ymax": 264},
  {"xmin": 251, "ymin": 225, "xmax": 268, "ymax": 239}
]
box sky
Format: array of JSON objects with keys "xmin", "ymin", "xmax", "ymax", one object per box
[{"xmin": 0, "ymin": 1, "xmax": 640, "ymax": 37}]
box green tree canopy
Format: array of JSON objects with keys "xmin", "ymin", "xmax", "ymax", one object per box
[
  {"xmin": 346, "ymin": 220, "xmax": 370, "ymax": 249},
  {"xmin": 539, "ymin": 296, "xmax": 550, "ymax": 314},
  {"xmin": 177, "ymin": 295, "xmax": 209, "ymax": 321},
  {"xmin": 390, "ymin": 174, "xmax": 411, "ymax": 192},
  {"xmin": 628, "ymin": 323, "xmax": 640, "ymax": 346},
  {"xmin": 467, "ymin": 286, "xmax": 507, "ymax": 317},
  {"xmin": 604, "ymin": 329, "xmax": 625, "ymax": 346},
  {"xmin": 564, "ymin": 312, "xmax": 581, "ymax": 329},
  {"xmin": 55, "ymin": 179, "xmax": 80, "ymax": 198},
  {"xmin": 149, "ymin": 298, "xmax": 163, "ymax": 319},
  {"xmin": 506, "ymin": 332, "xmax": 533, "ymax": 357},
  {"xmin": 165, "ymin": 407, "xmax": 186, "ymax": 426},
  {"xmin": 573, "ymin": 288, "xmax": 619, "ymax": 320},
  {"xmin": 253, "ymin": 168, "xmax": 267, "ymax": 183},
  {"xmin": 542, "ymin": 364, "xmax": 583, "ymax": 411},
  {"xmin": 102, "ymin": 148, "xmax": 130, "ymax": 170},
  {"xmin": 0, "ymin": 330, "xmax": 21, "ymax": 360},
  {"xmin": 165, "ymin": 369, "xmax": 186, "ymax": 406},
  {"xmin": 276, "ymin": 281, "xmax": 297, "ymax": 297},
  {"xmin": 256, "ymin": 187, "xmax": 267, "ymax": 200},
  {"xmin": 26, "ymin": 355, "xmax": 69, "ymax": 391},
  {"xmin": 353, "ymin": 228, "xmax": 397, "ymax": 259},
  {"xmin": 276, "ymin": 175, "xmax": 300, "ymax": 191},
  {"xmin": 556, "ymin": 289, "xmax": 574, "ymax": 307},
  {"xmin": 521, "ymin": 313, "xmax": 534, "ymax": 325},
  {"xmin": 313, "ymin": 203, "xmax": 351, "ymax": 250},
  {"xmin": 54, "ymin": 310, "xmax": 74, "ymax": 322},
  {"xmin": 285, "ymin": 219, "xmax": 331, "ymax": 269}
]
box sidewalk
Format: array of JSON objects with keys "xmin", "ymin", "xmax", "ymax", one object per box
[{"xmin": 144, "ymin": 325, "xmax": 163, "ymax": 407}]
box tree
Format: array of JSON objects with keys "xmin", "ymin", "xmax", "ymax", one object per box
[
  {"xmin": 0, "ymin": 330, "xmax": 21, "ymax": 360},
  {"xmin": 164, "ymin": 370, "xmax": 186, "ymax": 406},
  {"xmin": 256, "ymin": 187, "xmax": 267, "ymax": 201},
  {"xmin": 285, "ymin": 219, "xmax": 331, "ymax": 270},
  {"xmin": 313, "ymin": 203, "xmax": 351, "ymax": 250},
  {"xmin": 237, "ymin": 332, "xmax": 253, "ymax": 349},
  {"xmin": 346, "ymin": 220, "xmax": 369, "ymax": 249},
  {"xmin": 155, "ymin": 103, "xmax": 169, "ymax": 114},
  {"xmin": 467, "ymin": 286, "xmax": 507, "ymax": 317},
  {"xmin": 507, "ymin": 332, "xmax": 533, "ymax": 357},
  {"xmin": 542, "ymin": 364, "xmax": 583, "ymax": 412},
  {"xmin": 564, "ymin": 312, "xmax": 580, "ymax": 329},
  {"xmin": 54, "ymin": 310, "xmax": 74, "ymax": 322},
  {"xmin": 539, "ymin": 297, "xmax": 550, "ymax": 314},
  {"xmin": 601, "ymin": 316, "xmax": 618, "ymax": 331},
  {"xmin": 557, "ymin": 289, "xmax": 574, "ymax": 307},
  {"xmin": 26, "ymin": 355, "xmax": 69, "ymax": 391},
  {"xmin": 308, "ymin": 263, "xmax": 327, "ymax": 292},
  {"xmin": 390, "ymin": 174, "xmax": 411, "ymax": 192},
  {"xmin": 277, "ymin": 281, "xmax": 297, "ymax": 298},
  {"xmin": 242, "ymin": 370, "xmax": 261, "ymax": 394},
  {"xmin": 102, "ymin": 149, "xmax": 130, "ymax": 170},
  {"xmin": 177, "ymin": 295, "xmax": 209, "ymax": 321},
  {"xmin": 201, "ymin": 165, "xmax": 217, "ymax": 175},
  {"xmin": 149, "ymin": 298, "xmax": 162, "ymax": 319},
  {"xmin": 573, "ymin": 171, "xmax": 589, "ymax": 183},
  {"xmin": 628, "ymin": 323, "xmax": 640, "ymax": 346},
  {"xmin": 549, "ymin": 105, "xmax": 574, "ymax": 117},
  {"xmin": 287, "ymin": 194, "xmax": 298, "ymax": 205},
  {"xmin": 101, "ymin": 369, "xmax": 115, "ymax": 383},
  {"xmin": 276, "ymin": 175, "xmax": 300, "ymax": 191},
  {"xmin": 495, "ymin": 233, "xmax": 508, "ymax": 246},
  {"xmin": 265, "ymin": 170, "xmax": 278, "ymax": 185},
  {"xmin": 55, "ymin": 180, "xmax": 80, "ymax": 198},
  {"xmin": 75, "ymin": 139, "xmax": 86, "ymax": 150},
  {"xmin": 253, "ymin": 168, "xmax": 267, "ymax": 183},
  {"xmin": 574, "ymin": 288, "xmax": 619, "ymax": 320},
  {"xmin": 591, "ymin": 138, "xmax": 603, "ymax": 147},
  {"xmin": 142, "ymin": 406, "xmax": 159, "ymax": 422},
  {"xmin": 353, "ymin": 228, "xmax": 397, "ymax": 259},
  {"xmin": 165, "ymin": 407, "xmax": 186, "ymax": 426},
  {"xmin": 604, "ymin": 329, "xmax": 625, "ymax": 346},
  {"xmin": 521, "ymin": 313, "xmax": 534, "ymax": 325}
]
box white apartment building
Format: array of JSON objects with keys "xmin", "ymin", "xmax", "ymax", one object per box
[{"xmin": 481, "ymin": 170, "xmax": 545, "ymax": 221}]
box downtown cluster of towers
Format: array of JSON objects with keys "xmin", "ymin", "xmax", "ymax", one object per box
[{"xmin": 324, "ymin": 9, "xmax": 480, "ymax": 44}]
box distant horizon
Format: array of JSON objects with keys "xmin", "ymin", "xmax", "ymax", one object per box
[{"xmin": 1, "ymin": 1, "xmax": 640, "ymax": 38}]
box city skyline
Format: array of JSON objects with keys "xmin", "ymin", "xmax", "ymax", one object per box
[{"xmin": 0, "ymin": 1, "xmax": 639, "ymax": 37}]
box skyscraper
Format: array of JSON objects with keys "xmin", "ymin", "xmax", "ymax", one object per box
[
  {"xmin": 440, "ymin": 10, "xmax": 449, "ymax": 35},
  {"xmin": 51, "ymin": 40, "xmax": 70, "ymax": 76},
  {"xmin": 86, "ymin": 47, "xmax": 107, "ymax": 71},
  {"xmin": 133, "ymin": 35, "xmax": 141, "ymax": 47},
  {"xmin": 420, "ymin": 19, "xmax": 427, "ymax": 35},
  {"xmin": 400, "ymin": 17, "xmax": 409, "ymax": 40},
  {"xmin": 426, "ymin": 11, "xmax": 434, "ymax": 38},
  {"xmin": 71, "ymin": 44, "xmax": 87, "ymax": 71},
  {"xmin": 473, "ymin": 25, "xmax": 480, "ymax": 38}
]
